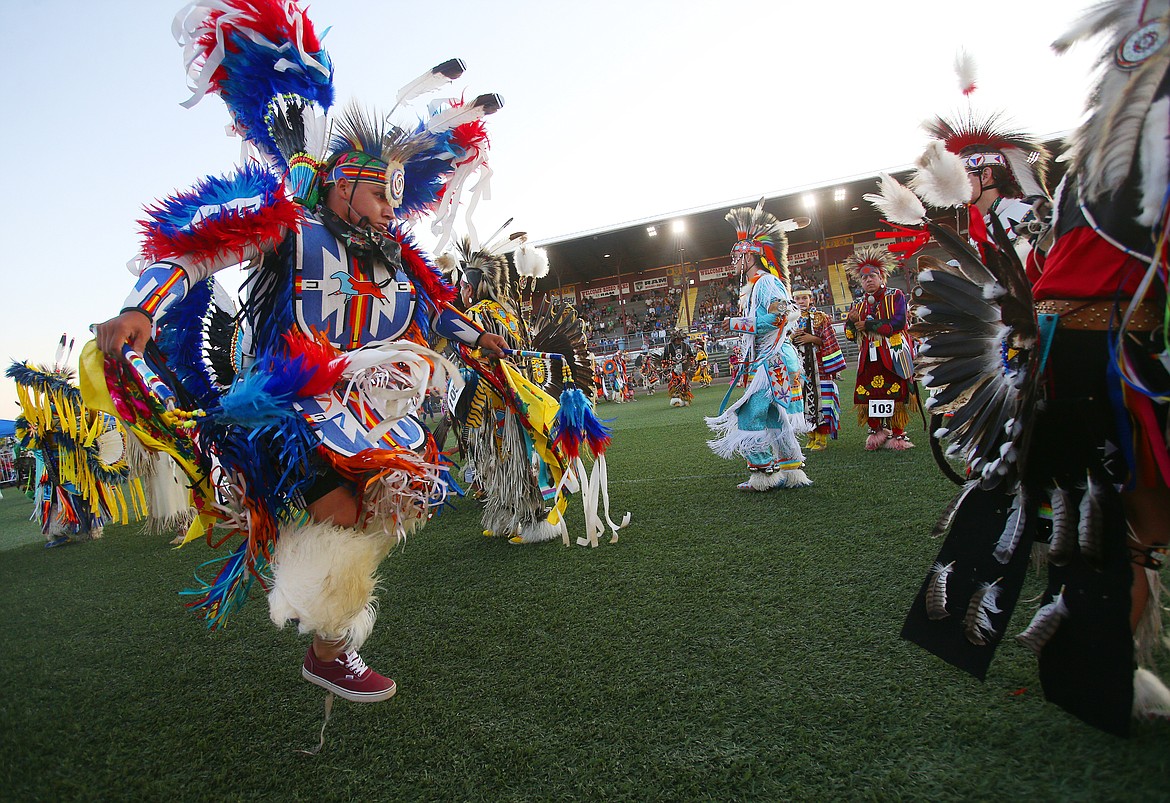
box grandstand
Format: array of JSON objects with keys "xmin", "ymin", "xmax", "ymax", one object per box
[{"xmin": 532, "ymin": 141, "xmax": 1063, "ymax": 361}]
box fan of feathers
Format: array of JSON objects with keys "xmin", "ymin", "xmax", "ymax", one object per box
[{"xmin": 912, "ymin": 216, "xmax": 1041, "ymax": 488}]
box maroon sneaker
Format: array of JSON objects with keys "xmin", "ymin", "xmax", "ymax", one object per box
[{"xmin": 302, "ymin": 647, "xmax": 397, "ymax": 702}]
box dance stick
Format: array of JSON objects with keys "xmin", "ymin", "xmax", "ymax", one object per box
[{"xmin": 122, "ymin": 344, "xmax": 178, "ymax": 412}]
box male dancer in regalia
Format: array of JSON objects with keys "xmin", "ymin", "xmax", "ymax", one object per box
[
  {"xmin": 893, "ymin": 7, "xmax": 1170, "ymax": 733},
  {"xmin": 662, "ymin": 331, "xmax": 695, "ymax": 407},
  {"xmin": 93, "ymin": 0, "xmax": 506, "ymax": 703},
  {"xmin": 843, "ymin": 245, "xmax": 918, "ymax": 451}
]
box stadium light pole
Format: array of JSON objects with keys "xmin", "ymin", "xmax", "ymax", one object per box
[
  {"xmin": 803, "ymin": 193, "xmax": 826, "ymax": 305},
  {"xmin": 671, "ymin": 220, "xmax": 691, "ymax": 331}
]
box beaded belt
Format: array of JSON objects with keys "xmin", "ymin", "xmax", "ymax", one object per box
[{"xmin": 1033, "ymin": 299, "xmax": 1163, "ymax": 331}]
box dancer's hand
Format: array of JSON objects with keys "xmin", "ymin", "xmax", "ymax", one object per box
[
  {"xmin": 94, "ymin": 310, "xmax": 151, "ymax": 358},
  {"xmin": 475, "ymin": 332, "xmax": 508, "ymax": 358}
]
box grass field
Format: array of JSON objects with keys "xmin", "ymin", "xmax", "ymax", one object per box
[{"xmin": 1, "ymin": 379, "xmax": 1167, "ymax": 801}]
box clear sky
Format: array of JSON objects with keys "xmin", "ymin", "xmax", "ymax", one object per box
[{"xmin": 1, "ymin": 0, "xmax": 1097, "ymax": 419}]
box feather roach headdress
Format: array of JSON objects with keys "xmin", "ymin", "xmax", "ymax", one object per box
[
  {"xmin": 1053, "ymin": 0, "xmax": 1170, "ymax": 221},
  {"xmin": 321, "ymin": 92, "xmax": 499, "ymax": 222},
  {"xmin": 453, "ymin": 235, "xmax": 514, "ymax": 308},
  {"xmin": 445, "ymin": 221, "xmax": 543, "ymax": 315},
  {"xmin": 726, "ymin": 199, "xmax": 808, "ymax": 285},
  {"xmin": 843, "ymin": 243, "xmax": 898, "ymax": 281},
  {"xmin": 924, "ymin": 112, "xmax": 1050, "ymax": 201}
]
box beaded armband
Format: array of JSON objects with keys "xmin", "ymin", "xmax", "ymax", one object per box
[{"xmin": 730, "ymin": 316, "xmax": 754, "ymax": 334}]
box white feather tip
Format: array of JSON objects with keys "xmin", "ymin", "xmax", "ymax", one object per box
[
  {"xmin": 955, "ymin": 50, "xmax": 977, "ymax": 96},
  {"xmin": 863, "ymin": 173, "xmax": 927, "ymax": 225}
]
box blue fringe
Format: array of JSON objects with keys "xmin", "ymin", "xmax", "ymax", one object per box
[
  {"xmin": 431, "ymin": 452, "xmax": 464, "ymax": 514},
  {"xmin": 389, "ymin": 223, "xmax": 449, "ymax": 339},
  {"xmin": 156, "ymin": 279, "xmax": 219, "ymax": 408},
  {"xmin": 180, "ymin": 541, "xmax": 265, "ymax": 630},
  {"xmin": 240, "ymin": 235, "xmax": 297, "ymax": 359},
  {"xmin": 553, "ymin": 385, "xmax": 612, "ymax": 457}
]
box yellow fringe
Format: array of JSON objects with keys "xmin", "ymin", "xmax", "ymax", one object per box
[{"xmin": 891, "ymin": 404, "xmax": 909, "ymax": 433}]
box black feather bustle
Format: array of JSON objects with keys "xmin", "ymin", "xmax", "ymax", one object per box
[
  {"xmin": 924, "ymin": 374, "xmax": 992, "ymax": 413},
  {"xmin": 918, "ymin": 262, "xmax": 1000, "ymax": 305},
  {"xmin": 916, "ymin": 333, "xmax": 997, "ymax": 359},
  {"xmin": 926, "ymin": 222, "xmax": 999, "ymax": 287},
  {"xmin": 938, "ymin": 375, "xmax": 1003, "ymax": 442},
  {"xmin": 529, "ymin": 298, "xmax": 594, "ymax": 398},
  {"xmin": 918, "ymin": 299, "xmax": 1003, "ymax": 325},
  {"xmin": 915, "ymin": 310, "xmax": 1000, "ymax": 333},
  {"xmin": 204, "ymin": 302, "xmax": 240, "ymax": 389},
  {"xmin": 922, "ymin": 355, "xmax": 995, "ymax": 390}
]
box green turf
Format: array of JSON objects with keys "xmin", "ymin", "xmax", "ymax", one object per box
[
  {"xmin": 1, "ymin": 381, "xmax": 1166, "ymax": 800},
  {"xmin": 0, "ymin": 482, "xmax": 43, "ymax": 551}
]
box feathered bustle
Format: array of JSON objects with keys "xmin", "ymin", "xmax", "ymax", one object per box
[
  {"xmin": 529, "ymin": 298, "xmax": 594, "ymax": 397},
  {"xmin": 138, "ymin": 164, "xmax": 301, "ymax": 265},
  {"xmin": 174, "ymin": 0, "xmax": 334, "ymax": 167},
  {"xmin": 911, "ymin": 217, "xmax": 1040, "ymax": 488}
]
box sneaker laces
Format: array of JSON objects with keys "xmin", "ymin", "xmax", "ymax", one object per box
[{"xmin": 341, "ymin": 650, "xmax": 370, "ymax": 677}]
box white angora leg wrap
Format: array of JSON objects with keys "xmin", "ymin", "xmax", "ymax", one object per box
[{"xmin": 267, "ymin": 520, "xmax": 396, "ymax": 651}]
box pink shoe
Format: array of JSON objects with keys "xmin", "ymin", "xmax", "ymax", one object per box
[
  {"xmin": 864, "ymin": 428, "xmax": 889, "ymax": 451},
  {"xmin": 302, "ymin": 647, "xmax": 397, "ymax": 702},
  {"xmin": 884, "ymin": 434, "xmax": 915, "ymax": 450}
]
